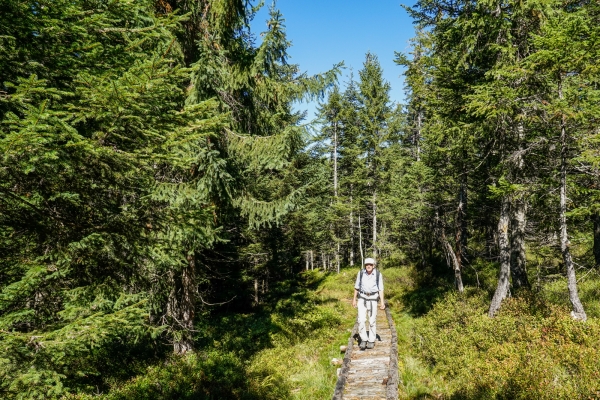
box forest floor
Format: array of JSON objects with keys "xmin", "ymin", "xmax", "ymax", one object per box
[
  {"xmin": 267, "ymin": 263, "xmax": 600, "ymax": 400},
  {"xmin": 95, "ymin": 262, "xmax": 600, "ymax": 399}
]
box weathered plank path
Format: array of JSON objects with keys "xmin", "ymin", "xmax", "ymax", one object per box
[{"xmin": 333, "ymin": 302, "xmax": 399, "ymax": 400}]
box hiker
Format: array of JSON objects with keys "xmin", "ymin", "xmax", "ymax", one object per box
[{"xmin": 352, "ymin": 257, "xmax": 385, "ymax": 350}]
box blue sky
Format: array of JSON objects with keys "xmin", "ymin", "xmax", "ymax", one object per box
[{"xmin": 250, "ymin": 0, "xmax": 417, "ymax": 121}]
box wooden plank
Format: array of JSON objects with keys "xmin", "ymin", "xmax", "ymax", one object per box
[{"xmin": 332, "ymin": 300, "xmax": 398, "ymax": 400}]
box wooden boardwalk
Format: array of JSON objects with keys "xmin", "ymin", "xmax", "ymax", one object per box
[{"xmin": 333, "ymin": 303, "xmax": 399, "ymax": 400}]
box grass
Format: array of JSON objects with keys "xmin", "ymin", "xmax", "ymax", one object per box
[{"xmin": 73, "ymin": 259, "xmax": 600, "ymax": 399}]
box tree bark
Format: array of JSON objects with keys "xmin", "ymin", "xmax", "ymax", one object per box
[
  {"xmin": 359, "ymin": 214, "xmax": 364, "ymax": 266},
  {"xmin": 455, "ymin": 171, "xmax": 468, "ymax": 269},
  {"xmin": 168, "ymin": 254, "xmax": 196, "ymax": 354},
  {"xmin": 333, "ymin": 121, "xmax": 338, "ymax": 198},
  {"xmin": 509, "ymin": 118, "xmax": 530, "ymax": 289},
  {"xmin": 336, "ymin": 241, "xmax": 340, "ymax": 273},
  {"xmin": 438, "ymin": 212, "xmax": 464, "ymax": 292},
  {"xmin": 372, "ymin": 191, "xmax": 378, "ymax": 259},
  {"xmin": 593, "ymin": 213, "xmax": 600, "ymax": 268},
  {"xmin": 254, "ymin": 278, "xmax": 259, "ymax": 304},
  {"xmin": 350, "ymin": 197, "xmax": 354, "ymax": 267},
  {"xmin": 559, "ymin": 76, "xmax": 586, "ymax": 321},
  {"xmin": 510, "ymin": 197, "xmax": 529, "ymax": 289},
  {"xmin": 489, "ymin": 197, "xmax": 511, "ymax": 317},
  {"xmin": 333, "ymin": 122, "xmax": 340, "ymax": 271},
  {"xmin": 415, "ymin": 109, "xmax": 422, "ymax": 161}
]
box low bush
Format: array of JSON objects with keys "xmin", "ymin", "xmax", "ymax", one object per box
[
  {"xmin": 412, "ymin": 289, "xmax": 600, "ymax": 399},
  {"xmin": 76, "ymin": 269, "xmax": 354, "ymax": 399}
]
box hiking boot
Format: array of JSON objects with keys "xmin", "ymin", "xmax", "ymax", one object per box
[
  {"xmin": 359, "ymin": 341, "xmax": 367, "ymax": 350},
  {"xmin": 367, "ymin": 341, "xmax": 375, "ymax": 349}
]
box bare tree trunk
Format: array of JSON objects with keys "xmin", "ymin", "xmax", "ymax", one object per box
[
  {"xmin": 489, "ymin": 197, "xmax": 511, "ymax": 317},
  {"xmin": 333, "ymin": 122, "xmax": 338, "ymax": 198},
  {"xmin": 593, "ymin": 213, "xmax": 600, "ymax": 268},
  {"xmin": 169, "ymin": 254, "xmax": 196, "ymax": 354},
  {"xmin": 510, "ymin": 197, "xmax": 529, "ymax": 289},
  {"xmin": 322, "ymin": 252, "xmax": 326, "ymax": 270},
  {"xmin": 332, "ymin": 123, "xmax": 340, "ymax": 272},
  {"xmin": 415, "ymin": 109, "xmax": 422, "ymax": 161},
  {"xmin": 372, "ymin": 191, "xmax": 378, "ymax": 259},
  {"xmin": 336, "ymin": 241, "xmax": 340, "ymax": 273},
  {"xmin": 509, "ymin": 118, "xmax": 530, "ymax": 289},
  {"xmin": 438, "ymin": 212, "xmax": 464, "ymax": 292},
  {"xmin": 350, "ymin": 193, "xmax": 355, "ymax": 267},
  {"xmin": 359, "ymin": 214, "xmax": 364, "ymax": 266},
  {"xmin": 559, "ymin": 76, "xmax": 586, "ymax": 321},
  {"xmin": 254, "ymin": 279, "xmax": 259, "ymax": 304},
  {"xmin": 305, "ymin": 252, "xmax": 309, "ymax": 271},
  {"xmin": 455, "ymin": 171, "xmax": 468, "ymax": 269},
  {"xmin": 310, "ymin": 250, "xmax": 314, "ymax": 270}
]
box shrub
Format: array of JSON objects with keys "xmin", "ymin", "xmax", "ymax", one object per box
[{"xmin": 413, "ymin": 291, "xmax": 600, "ymax": 399}]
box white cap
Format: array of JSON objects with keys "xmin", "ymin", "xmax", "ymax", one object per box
[{"xmin": 364, "ymin": 257, "xmax": 376, "ymax": 266}]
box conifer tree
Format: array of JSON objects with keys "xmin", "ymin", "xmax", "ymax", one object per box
[
  {"xmin": 356, "ymin": 53, "xmax": 394, "ymax": 260},
  {"xmin": 521, "ymin": 0, "xmax": 600, "ymax": 320},
  {"xmin": 0, "ymin": 0, "xmax": 339, "ymax": 395},
  {"xmin": 0, "ymin": 0, "xmax": 218, "ymax": 394}
]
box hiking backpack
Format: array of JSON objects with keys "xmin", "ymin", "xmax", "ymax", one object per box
[{"xmin": 359, "ymin": 268, "xmax": 380, "ymax": 292}]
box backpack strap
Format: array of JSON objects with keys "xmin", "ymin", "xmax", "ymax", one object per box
[{"xmin": 358, "ymin": 268, "xmax": 381, "ymax": 293}]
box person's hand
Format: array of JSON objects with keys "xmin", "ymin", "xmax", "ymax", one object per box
[
  {"xmin": 379, "ymin": 302, "xmax": 386, "ymax": 310},
  {"xmin": 352, "ymin": 298, "xmax": 357, "ymax": 308}
]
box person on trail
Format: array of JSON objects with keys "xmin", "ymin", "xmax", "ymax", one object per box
[{"xmin": 352, "ymin": 257, "xmax": 385, "ymax": 350}]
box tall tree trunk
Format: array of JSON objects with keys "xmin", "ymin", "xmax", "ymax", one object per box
[
  {"xmin": 489, "ymin": 197, "xmax": 511, "ymax": 317},
  {"xmin": 438, "ymin": 212, "xmax": 464, "ymax": 292},
  {"xmin": 359, "ymin": 214, "xmax": 364, "ymax": 266},
  {"xmin": 455, "ymin": 170, "xmax": 468, "ymax": 269},
  {"xmin": 333, "ymin": 122, "xmax": 338, "ymax": 198},
  {"xmin": 593, "ymin": 213, "xmax": 600, "ymax": 268},
  {"xmin": 310, "ymin": 250, "xmax": 314, "ymax": 270},
  {"xmin": 168, "ymin": 254, "xmax": 196, "ymax": 354},
  {"xmin": 372, "ymin": 191, "xmax": 378, "ymax": 259},
  {"xmin": 350, "ymin": 196, "xmax": 354, "ymax": 267},
  {"xmin": 415, "ymin": 108, "xmax": 422, "ymax": 161},
  {"xmin": 333, "ymin": 122, "xmax": 340, "ymax": 271},
  {"xmin": 510, "ymin": 118, "xmax": 530, "ymax": 289},
  {"xmin": 336, "ymin": 241, "xmax": 340, "ymax": 273},
  {"xmin": 254, "ymin": 279, "xmax": 259, "ymax": 304},
  {"xmin": 510, "ymin": 197, "xmax": 529, "ymax": 289},
  {"xmin": 559, "ymin": 76, "xmax": 586, "ymax": 321}
]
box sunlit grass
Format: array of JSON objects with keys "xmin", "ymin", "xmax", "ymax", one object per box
[
  {"xmin": 95, "ymin": 260, "xmax": 600, "ymax": 399},
  {"xmin": 247, "ymin": 268, "xmax": 358, "ymax": 399}
]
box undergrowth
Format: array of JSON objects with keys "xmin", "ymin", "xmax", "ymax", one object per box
[
  {"xmin": 70, "ymin": 269, "xmax": 360, "ymax": 399},
  {"xmin": 67, "ymin": 262, "xmax": 600, "ymax": 400},
  {"xmin": 397, "ymin": 262, "xmax": 600, "ymax": 400}
]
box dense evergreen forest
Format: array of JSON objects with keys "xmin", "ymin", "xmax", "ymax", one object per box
[{"xmin": 2, "ymin": 0, "xmax": 600, "ymax": 398}]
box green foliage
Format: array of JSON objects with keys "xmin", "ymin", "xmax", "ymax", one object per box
[
  {"xmin": 410, "ymin": 285, "xmax": 600, "ymax": 399},
  {"xmin": 90, "ymin": 351, "xmax": 288, "ymax": 400},
  {"xmin": 75, "ymin": 269, "xmax": 352, "ymax": 400},
  {"xmin": 0, "ymin": 0, "xmax": 340, "ymax": 396}
]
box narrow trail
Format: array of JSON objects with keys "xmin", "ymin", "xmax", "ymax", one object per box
[{"xmin": 333, "ymin": 302, "xmax": 399, "ymax": 400}]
